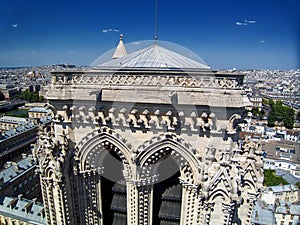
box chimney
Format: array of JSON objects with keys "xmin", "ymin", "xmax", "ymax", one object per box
[
  {"xmin": 255, "ymin": 211, "xmax": 259, "ymax": 220},
  {"xmin": 4, "ymin": 161, "xmax": 12, "ymax": 168},
  {"xmin": 18, "ymin": 194, "xmax": 23, "ymax": 200},
  {"xmin": 285, "ymin": 203, "xmax": 290, "ymax": 214}
]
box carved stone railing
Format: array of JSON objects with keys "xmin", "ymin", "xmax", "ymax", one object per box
[{"xmin": 51, "ymin": 72, "xmax": 243, "ymax": 89}]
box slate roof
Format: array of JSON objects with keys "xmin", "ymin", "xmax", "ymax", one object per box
[
  {"xmin": 275, "ymin": 201, "xmax": 300, "ymax": 215},
  {"xmin": 268, "ymin": 184, "xmax": 299, "ymax": 193},
  {"xmin": 0, "ymin": 196, "xmax": 46, "ymax": 224},
  {"xmin": 251, "ymin": 199, "xmax": 275, "ymax": 225},
  {"xmin": 262, "ymin": 140, "xmax": 300, "ymax": 165},
  {"xmin": 28, "ymin": 107, "xmax": 50, "ymax": 113},
  {"xmin": 0, "ymin": 116, "xmax": 51, "ymax": 141},
  {"xmin": 0, "ymin": 116, "xmax": 27, "ymax": 125},
  {"xmin": 0, "ymin": 155, "xmax": 35, "ymax": 188}
]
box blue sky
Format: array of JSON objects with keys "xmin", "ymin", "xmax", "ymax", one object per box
[{"xmin": 0, "ymin": 0, "xmax": 299, "ymax": 69}]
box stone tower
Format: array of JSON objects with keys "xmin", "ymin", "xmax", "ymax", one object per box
[{"xmin": 33, "ymin": 40, "xmax": 264, "ymax": 225}]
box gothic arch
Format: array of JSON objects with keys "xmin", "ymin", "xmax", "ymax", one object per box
[
  {"xmin": 243, "ymin": 179, "xmax": 256, "ymax": 189},
  {"xmin": 73, "ymin": 127, "xmax": 133, "ymax": 225},
  {"xmin": 45, "ymin": 168, "xmax": 55, "ymax": 179},
  {"xmin": 208, "ymin": 188, "xmax": 230, "ymax": 202},
  {"xmin": 75, "ymin": 127, "xmax": 134, "ymax": 172},
  {"xmin": 136, "ymin": 133, "xmax": 202, "ymax": 184},
  {"xmin": 40, "ymin": 158, "xmax": 64, "ymax": 182},
  {"xmin": 206, "ymin": 168, "xmax": 233, "ymax": 200}
]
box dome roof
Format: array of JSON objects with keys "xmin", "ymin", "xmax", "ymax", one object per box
[{"xmin": 91, "ymin": 39, "xmax": 210, "ymax": 70}]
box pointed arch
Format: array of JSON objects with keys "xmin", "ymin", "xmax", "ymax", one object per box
[
  {"xmin": 75, "ymin": 126, "xmax": 134, "ymax": 172},
  {"xmin": 208, "ymin": 188, "xmax": 230, "ymax": 201},
  {"xmin": 207, "ymin": 168, "xmax": 232, "ymax": 200},
  {"xmin": 244, "ymin": 179, "xmax": 256, "ymax": 189},
  {"xmin": 136, "ymin": 133, "xmax": 201, "ymax": 184},
  {"xmin": 240, "ymin": 160, "xmax": 262, "ymax": 192}
]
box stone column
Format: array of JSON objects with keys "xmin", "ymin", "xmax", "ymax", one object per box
[
  {"xmin": 124, "ymin": 167, "xmax": 156, "ymax": 225},
  {"xmin": 126, "ymin": 182, "xmax": 139, "ymax": 225},
  {"xmin": 41, "ymin": 179, "xmax": 51, "ymax": 224},
  {"xmin": 53, "ymin": 182, "xmax": 68, "ymax": 225},
  {"xmin": 222, "ymin": 202, "xmax": 235, "ymax": 225},
  {"xmin": 137, "ymin": 185, "xmax": 152, "ymax": 225},
  {"xmin": 82, "ymin": 170, "xmax": 101, "ymax": 225},
  {"xmin": 246, "ymin": 193, "xmax": 257, "ymax": 225},
  {"xmin": 42, "ymin": 178, "xmax": 70, "ymax": 225},
  {"xmin": 44, "ymin": 180, "xmax": 56, "ymax": 225},
  {"xmin": 179, "ymin": 178, "xmax": 200, "ymax": 225},
  {"xmin": 201, "ymin": 201, "xmax": 215, "ymax": 225}
]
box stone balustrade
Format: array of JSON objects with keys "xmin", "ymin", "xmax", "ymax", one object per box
[{"xmin": 51, "ymin": 71, "xmax": 243, "ymax": 90}]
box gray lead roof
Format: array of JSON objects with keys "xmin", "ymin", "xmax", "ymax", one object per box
[{"xmin": 100, "ymin": 44, "xmax": 210, "ymax": 70}]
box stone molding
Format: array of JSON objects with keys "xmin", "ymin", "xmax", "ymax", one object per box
[{"xmin": 52, "ymin": 72, "xmax": 242, "ymax": 90}]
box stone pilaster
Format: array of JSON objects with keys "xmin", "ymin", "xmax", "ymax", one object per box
[
  {"xmin": 124, "ymin": 170, "xmax": 157, "ymax": 225},
  {"xmin": 137, "ymin": 185, "xmax": 152, "ymax": 225},
  {"xmin": 179, "ymin": 178, "xmax": 200, "ymax": 225},
  {"xmin": 246, "ymin": 192, "xmax": 257, "ymax": 225},
  {"xmin": 201, "ymin": 201, "xmax": 215, "ymax": 225},
  {"xmin": 222, "ymin": 202, "xmax": 235, "ymax": 225},
  {"xmin": 82, "ymin": 170, "xmax": 101, "ymax": 225}
]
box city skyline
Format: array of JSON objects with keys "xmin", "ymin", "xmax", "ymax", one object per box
[{"xmin": 0, "ymin": 0, "xmax": 299, "ymax": 70}]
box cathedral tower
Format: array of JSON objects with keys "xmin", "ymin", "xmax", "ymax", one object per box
[{"xmin": 34, "ymin": 39, "xmax": 263, "ymax": 225}]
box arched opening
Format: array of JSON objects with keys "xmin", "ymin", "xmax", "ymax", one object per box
[
  {"xmin": 152, "ymin": 156, "xmax": 182, "ymax": 225},
  {"xmin": 101, "ymin": 149, "xmax": 127, "ymax": 225}
]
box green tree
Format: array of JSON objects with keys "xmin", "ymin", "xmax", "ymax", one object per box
[
  {"xmin": 18, "ymin": 89, "xmax": 44, "ymax": 102},
  {"xmin": 251, "ymin": 108, "xmax": 260, "ymax": 117},
  {"xmin": 284, "ymin": 107, "xmax": 295, "ymax": 129},
  {"xmin": 39, "ymin": 95, "xmax": 45, "ymax": 102},
  {"xmin": 263, "ymin": 169, "xmax": 288, "ymax": 186},
  {"xmin": 267, "ymin": 100, "xmax": 294, "ymax": 128},
  {"xmin": 268, "ymin": 109, "xmax": 276, "ymax": 127},
  {"xmin": 262, "ymin": 98, "xmax": 269, "ymax": 106},
  {"xmin": 259, "ymin": 109, "xmax": 265, "ymax": 119}
]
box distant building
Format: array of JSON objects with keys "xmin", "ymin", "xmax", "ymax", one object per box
[
  {"xmin": 274, "ymin": 201, "xmax": 300, "ymax": 225},
  {"xmin": 263, "ymin": 140, "xmax": 300, "ymax": 178},
  {"xmin": 0, "ymin": 196, "xmax": 46, "ymax": 225},
  {"xmin": 28, "ymin": 84, "xmax": 40, "ymax": 93},
  {"xmin": 265, "ymin": 127, "xmax": 276, "ymax": 139},
  {"xmin": 251, "ymin": 199, "xmax": 276, "ymax": 225},
  {"xmin": 0, "ymin": 116, "xmax": 51, "ymax": 170},
  {"xmin": 0, "ymin": 116, "xmax": 28, "ymax": 131},
  {"xmin": 239, "ymin": 131, "xmax": 262, "ymax": 142},
  {"xmin": 0, "ymin": 155, "xmax": 40, "ymax": 200},
  {"xmin": 252, "ymin": 185, "xmax": 300, "ymax": 225},
  {"xmin": 286, "ymin": 130, "xmax": 300, "ymax": 142},
  {"xmin": 250, "ymin": 96, "xmax": 263, "ymax": 111},
  {"xmin": 0, "ymin": 84, "xmax": 20, "ymax": 100},
  {"xmin": 261, "ymin": 184, "xmax": 299, "ymax": 204},
  {"xmin": 0, "ymin": 123, "xmax": 36, "ymax": 170},
  {"xmin": 28, "ymin": 107, "xmax": 51, "ymax": 123}
]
